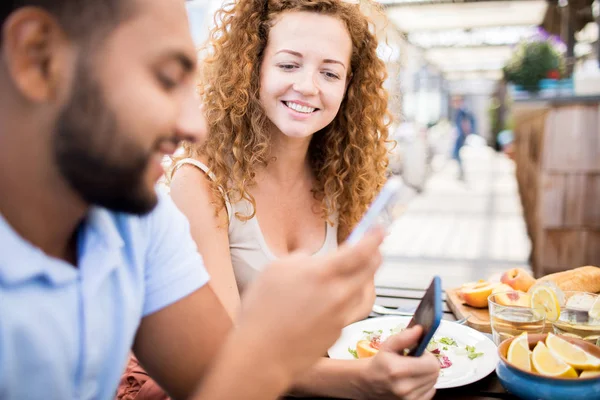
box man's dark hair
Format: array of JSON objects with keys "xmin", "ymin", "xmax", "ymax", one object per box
[{"xmin": 0, "ymin": 1, "xmax": 130, "ymax": 46}]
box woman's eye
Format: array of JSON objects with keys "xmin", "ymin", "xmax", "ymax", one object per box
[
  {"xmin": 323, "ymin": 71, "xmax": 341, "ymax": 80},
  {"xmin": 278, "ymin": 64, "xmax": 298, "ymax": 71}
]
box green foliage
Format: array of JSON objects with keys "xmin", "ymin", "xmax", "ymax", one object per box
[{"xmin": 504, "ymin": 38, "xmax": 564, "ymax": 92}]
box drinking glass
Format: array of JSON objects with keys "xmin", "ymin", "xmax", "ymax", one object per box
[
  {"xmin": 552, "ymin": 291, "xmax": 600, "ymax": 345},
  {"xmin": 488, "ymin": 292, "xmax": 546, "ymax": 346}
]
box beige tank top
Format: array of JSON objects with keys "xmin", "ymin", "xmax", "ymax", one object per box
[{"xmin": 170, "ymin": 158, "xmax": 339, "ymax": 293}]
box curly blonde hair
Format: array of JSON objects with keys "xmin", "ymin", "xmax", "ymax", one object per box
[{"xmin": 174, "ymin": 0, "xmax": 391, "ymax": 241}]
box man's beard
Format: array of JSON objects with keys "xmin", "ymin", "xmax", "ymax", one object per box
[{"xmin": 53, "ymin": 61, "xmax": 159, "ymax": 215}]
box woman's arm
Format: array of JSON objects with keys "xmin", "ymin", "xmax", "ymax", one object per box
[{"xmin": 169, "ymin": 164, "xmax": 241, "ymax": 319}]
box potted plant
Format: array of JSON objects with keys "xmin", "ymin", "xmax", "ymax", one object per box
[{"xmin": 503, "ymin": 29, "xmax": 565, "ymax": 94}]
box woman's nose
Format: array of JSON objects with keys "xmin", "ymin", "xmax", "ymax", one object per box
[{"xmin": 292, "ymin": 71, "xmax": 319, "ymax": 96}]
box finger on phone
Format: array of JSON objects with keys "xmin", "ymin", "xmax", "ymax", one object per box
[
  {"xmin": 333, "ymin": 229, "xmax": 384, "ymax": 274},
  {"xmin": 381, "ymin": 325, "xmax": 423, "ymax": 353}
]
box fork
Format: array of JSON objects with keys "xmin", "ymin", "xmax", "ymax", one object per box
[
  {"xmin": 371, "ymin": 304, "xmax": 471, "ymax": 325},
  {"xmin": 371, "ymin": 304, "xmax": 414, "ymax": 316}
]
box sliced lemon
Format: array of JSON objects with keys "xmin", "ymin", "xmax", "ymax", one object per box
[
  {"xmin": 531, "ymin": 341, "xmax": 578, "ymax": 378},
  {"xmin": 588, "ymin": 296, "xmax": 600, "ymax": 320},
  {"xmin": 546, "ymin": 333, "xmax": 600, "ymax": 371},
  {"xmin": 530, "ymin": 286, "xmax": 561, "ymax": 322},
  {"xmin": 507, "ymin": 332, "xmax": 531, "ymax": 372},
  {"xmin": 580, "ymin": 370, "xmax": 600, "ymax": 378}
]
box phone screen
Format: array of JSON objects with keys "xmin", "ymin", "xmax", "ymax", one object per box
[
  {"xmin": 405, "ymin": 276, "xmax": 442, "ymax": 357},
  {"xmin": 346, "ymin": 177, "xmax": 405, "ymax": 246}
]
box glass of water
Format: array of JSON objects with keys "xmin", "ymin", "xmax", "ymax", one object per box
[{"xmin": 488, "ymin": 292, "xmax": 546, "ymax": 346}]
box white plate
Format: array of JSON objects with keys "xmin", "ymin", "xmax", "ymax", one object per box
[{"xmin": 328, "ymin": 316, "xmax": 499, "ymax": 389}]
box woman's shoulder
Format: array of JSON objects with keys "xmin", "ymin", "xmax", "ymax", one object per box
[{"xmin": 169, "ymin": 157, "xmax": 233, "ymax": 223}]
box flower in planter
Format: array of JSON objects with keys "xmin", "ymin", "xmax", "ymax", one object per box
[{"xmin": 547, "ymin": 69, "xmax": 561, "ymax": 80}]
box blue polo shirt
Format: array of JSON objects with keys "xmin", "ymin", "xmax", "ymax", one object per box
[{"xmin": 0, "ymin": 192, "xmax": 209, "ymax": 399}]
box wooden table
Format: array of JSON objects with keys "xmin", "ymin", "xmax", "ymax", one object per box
[{"xmin": 286, "ymin": 286, "xmax": 520, "ymax": 400}]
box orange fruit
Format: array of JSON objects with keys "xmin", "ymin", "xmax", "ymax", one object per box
[{"xmin": 356, "ymin": 340, "xmax": 379, "ymax": 359}]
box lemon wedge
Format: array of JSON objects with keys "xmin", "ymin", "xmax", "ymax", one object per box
[
  {"xmin": 588, "ymin": 296, "xmax": 600, "ymax": 320},
  {"xmin": 507, "ymin": 332, "xmax": 531, "ymax": 372},
  {"xmin": 531, "ymin": 341, "xmax": 578, "ymax": 378},
  {"xmin": 530, "ymin": 286, "xmax": 561, "ymax": 322},
  {"xmin": 580, "ymin": 370, "xmax": 600, "ymax": 378},
  {"xmin": 546, "ymin": 333, "xmax": 600, "ymax": 371}
]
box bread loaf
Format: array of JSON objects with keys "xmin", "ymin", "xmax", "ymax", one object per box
[{"xmin": 537, "ymin": 266, "xmax": 600, "ymax": 294}]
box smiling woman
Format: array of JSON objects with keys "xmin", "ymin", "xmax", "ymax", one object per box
[{"xmin": 183, "ymin": 0, "xmax": 391, "ymax": 242}]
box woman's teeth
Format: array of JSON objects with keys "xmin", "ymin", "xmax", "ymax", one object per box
[{"xmin": 284, "ymin": 101, "xmax": 316, "ymax": 114}]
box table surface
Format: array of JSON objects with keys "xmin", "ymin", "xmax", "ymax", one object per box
[{"xmin": 285, "ymin": 286, "xmax": 520, "ymax": 400}]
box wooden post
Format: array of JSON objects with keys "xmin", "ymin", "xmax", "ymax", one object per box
[
  {"xmin": 560, "ymin": 1, "xmax": 576, "ymax": 76},
  {"xmin": 597, "ymin": 10, "xmax": 600, "ymax": 68}
]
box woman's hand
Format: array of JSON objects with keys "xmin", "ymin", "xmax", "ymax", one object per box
[{"xmin": 357, "ymin": 326, "xmax": 440, "ymax": 400}]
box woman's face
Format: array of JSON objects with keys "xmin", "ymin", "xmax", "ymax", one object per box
[{"xmin": 259, "ymin": 11, "xmax": 352, "ymax": 140}]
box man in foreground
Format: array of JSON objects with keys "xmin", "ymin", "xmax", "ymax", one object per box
[{"xmin": 0, "ymin": 1, "xmax": 432, "ymax": 399}]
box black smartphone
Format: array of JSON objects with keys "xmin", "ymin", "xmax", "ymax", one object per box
[{"xmin": 404, "ymin": 276, "xmax": 442, "ymax": 357}]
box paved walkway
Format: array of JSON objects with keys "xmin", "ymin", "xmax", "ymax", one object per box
[{"xmin": 376, "ymin": 146, "xmax": 532, "ymax": 291}]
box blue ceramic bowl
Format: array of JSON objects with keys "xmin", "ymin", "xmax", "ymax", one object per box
[{"xmin": 496, "ymin": 333, "xmax": 600, "ymax": 400}]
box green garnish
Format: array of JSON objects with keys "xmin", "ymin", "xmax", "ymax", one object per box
[
  {"xmin": 465, "ymin": 345, "xmax": 483, "ymax": 360},
  {"xmin": 468, "ymin": 352, "xmax": 484, "ymax": 360},
  {"xmin": 439, "ymin": 337, "xmax": 457, "ymax": 346},
  {"xmin": 348, "ymin": 347, "xmax": 358, "ymax": 359}
]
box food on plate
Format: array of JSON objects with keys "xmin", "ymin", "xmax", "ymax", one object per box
[
  {"xmin": 356, "ymin": 340, "xmax": 379, "ymax": 358},
  {"xmin": 348, "ymin": 325, "xmax": 484, "ymax": 370},
  {"xmin": 501, "ymin": 268, "xmax": 536, "ymax": 292},
  {"xmin": 537, "ymin": 266, "xmax": 600, "ymax": 294},
  {"xmin": 354, "ymin": 330, "xmax": 382, "ymax": 359},
  {"xmin": 460, "ymin": 280, "xmax": 496, "ymax": 308}
]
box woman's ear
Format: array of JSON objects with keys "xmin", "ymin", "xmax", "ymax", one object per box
[{"xmin": 345, "ymin": 73, "xmax": 353, "ymax": 92}]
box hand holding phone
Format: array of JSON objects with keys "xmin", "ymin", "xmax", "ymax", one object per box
[{"xmin": 404, "ymin": 276, "xmax": 442, "ymax": 357}]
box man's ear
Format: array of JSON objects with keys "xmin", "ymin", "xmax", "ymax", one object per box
[{"xmin": 1, "ymin": 7, "xmax": 75, "ymax": 103}]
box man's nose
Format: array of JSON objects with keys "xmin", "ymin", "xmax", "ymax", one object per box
[{"xmin": 175, "ymin": 87, "xmax": 208, "ymax": 144}]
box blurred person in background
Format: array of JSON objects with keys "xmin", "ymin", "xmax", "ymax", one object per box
[
  {"xmin": 0, "ymin": 0, "xmax": 391, "ymax": 399},
  {"xmin": 120, "ymin": 0, "xmax": 440, "ymax": 399},
  {"xmin": 451, "ymin": 95, "xmax": 476, "ymax": 181}
]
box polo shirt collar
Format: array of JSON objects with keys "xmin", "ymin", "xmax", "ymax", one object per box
[{"xmin": 0, "ymin": 207, "xmax": 125, "ymax": 287}]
